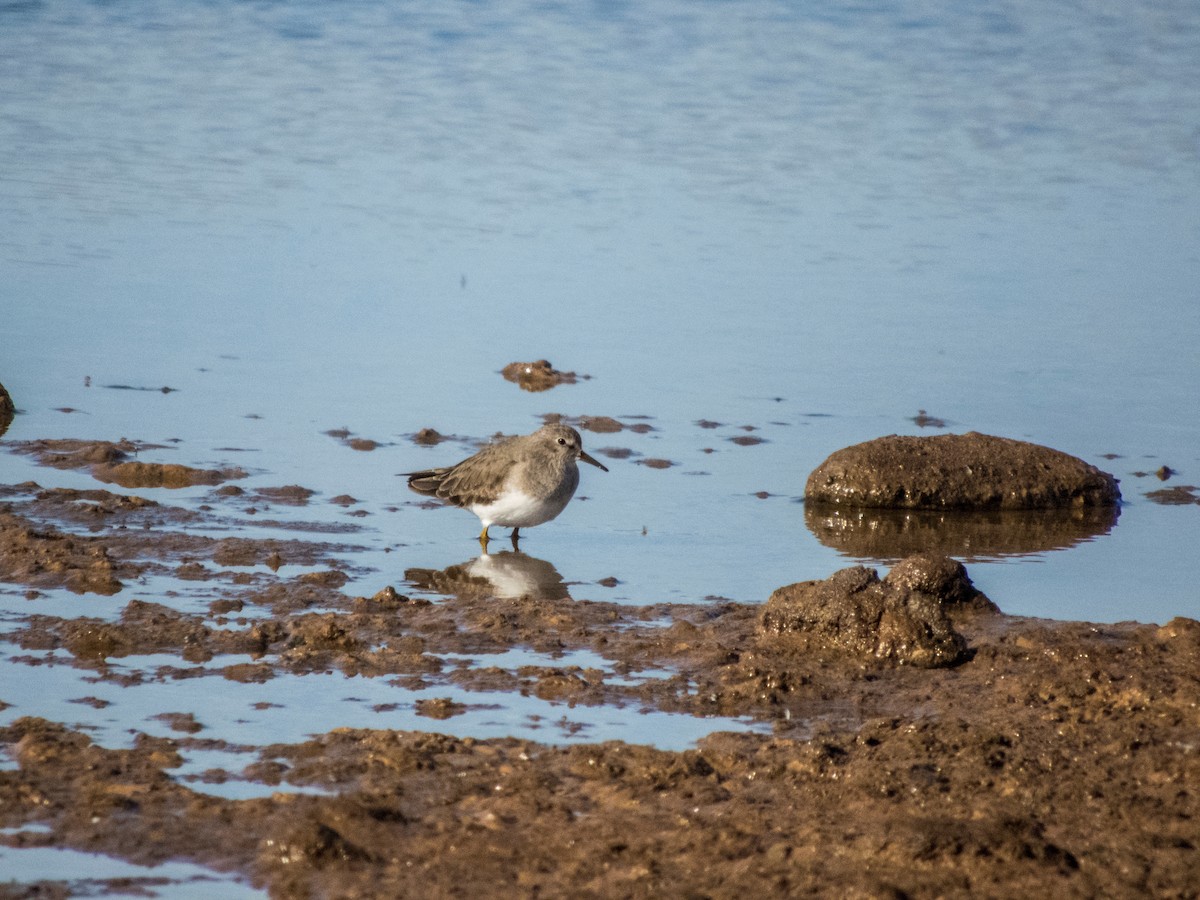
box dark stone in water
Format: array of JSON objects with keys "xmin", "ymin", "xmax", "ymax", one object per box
[
  {"xmin": 500, "ymin": 359, "xmax": 581, "ymax": 392},
  {"xmin": 0, "ymin": 380, "xmax": 14, "ymax": 437},
  {"xmin": 412, "ymin": 428, "xmax": 451, "ymax": 446},
  {"xmin": 806, "ymin": 432, "xmax": 1119, "ymax": 510},
  {"xmin": 912, "ymin": 409, "xmax": 947, "ymax": 428}
]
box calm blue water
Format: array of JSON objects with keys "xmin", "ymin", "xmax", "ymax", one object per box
[{"xmin": 1, "ymin": 3, "xmax": 1198, "ymax": 882}]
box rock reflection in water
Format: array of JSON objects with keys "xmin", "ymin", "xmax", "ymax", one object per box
[
  {"xmin": 804, "ymin": 503, "xmax": 1121, "ymax": 563},
  {"xmin": 405, "ymin": 551, "xmax": 570, "ymax": 601}
]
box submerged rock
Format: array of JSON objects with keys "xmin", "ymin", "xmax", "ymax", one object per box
[
  {"xmin": 93, "ymin": 460, "xmax": 246, "ymax": 489},
  {"xmin": 759, "ymin": 554, "xmax": 996, "ymax": 667},
  {"xmin": 805, "ymin": 432, "xmax": 1120, "ymax": 509},
  {"xmin": 411, "ymin": 427, "xmax": 451, "ymax": 446},
  {"xmin": 500, "ymin": 359, "xmax": 582, "ymax": 392}
]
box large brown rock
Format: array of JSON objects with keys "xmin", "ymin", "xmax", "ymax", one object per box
[{"xmin": 805, "ymin": 432, "xmax": 1120, "ymax": 509}]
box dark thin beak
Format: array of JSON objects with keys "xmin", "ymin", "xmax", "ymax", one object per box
[{"xmin": 580, "ymin": 450, "xmax": 609, "ymax": 472}]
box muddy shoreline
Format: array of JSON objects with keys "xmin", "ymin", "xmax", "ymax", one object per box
[{"xmin": 1, "ymin": 471, "xmax": 1198, "ymax": 896}]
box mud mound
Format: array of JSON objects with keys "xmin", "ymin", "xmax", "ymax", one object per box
[
  {"xmin": 806, "ymin": 432, "xmax": 1120, "ymax": 509},
  {"xmin": 760, "ymin": 554, "xmax": 995, "ymax": 667}
]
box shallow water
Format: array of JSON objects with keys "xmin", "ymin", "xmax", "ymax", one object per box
[
  {"xmin": 4, "ymin": 0, "xmax": 1197, "ymax": 620},
  {"xmin": 1, "ymin": 0, "xmax": 1199, "ymax": 888},
  {"xmin": 0, "ymin": 841, "xmax": 258, "ymax": 898}
]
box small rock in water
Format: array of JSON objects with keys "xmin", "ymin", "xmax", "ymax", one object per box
[
  {"xmin": 500, "ymin": 359, "xmax": 582, "ymax": 392},
  {"xmin": 412, "ymin": 427, "xmax": 451, "ymax": 446},
  {"xmin": 912, "ymin": 409, "xmax": 947, "ymax": 428},
  {"xmin": 415, "ymin": 697, "xmax": 467, "ymax": 719}
]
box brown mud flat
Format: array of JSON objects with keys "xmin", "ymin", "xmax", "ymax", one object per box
[
  {"xmin": 1, "ymin": 482, "xmax": 1198, "ymax": 897},
  {"xmin": 8, "ymin": 439, "xmax": 246, "ymax": 488}
]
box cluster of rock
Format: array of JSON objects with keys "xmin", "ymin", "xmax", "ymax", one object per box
[
  {"xmin": 760, "ymin": 553, "xmax": 995, "ymax": 668},
  {"xmin": 767, "ymin": 433, "xmax": 1121, "ymax": 667}
]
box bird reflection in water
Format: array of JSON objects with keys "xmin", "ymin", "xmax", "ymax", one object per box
[{"xmin": 405, "ymin": 550, "xmax": 570, "ymax": 602}]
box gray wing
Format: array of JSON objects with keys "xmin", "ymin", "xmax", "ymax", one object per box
[
  {"xmin": 405, "ymin": 467, "xmax": 452, "ymax": 497},
  {"xmin": 404, "ymin": 436, "xmax": 519, "ymax": 507}
]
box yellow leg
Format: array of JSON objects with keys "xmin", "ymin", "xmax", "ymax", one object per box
[{"xmin": 479, "ymin": 526, "xmax": 490, "ymax": 550}]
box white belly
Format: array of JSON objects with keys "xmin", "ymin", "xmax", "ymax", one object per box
[{"xmin": 469, "ymin": 487, "xmax": 571, "ymax": 529}]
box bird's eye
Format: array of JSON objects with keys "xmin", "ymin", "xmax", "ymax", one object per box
[{"xmin": 557, "ymin": 438, "xmax": 567, "ymax": 445}]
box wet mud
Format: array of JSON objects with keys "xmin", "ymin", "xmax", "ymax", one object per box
[
  {"xmin": 2, "ymin": 477, "xmax": 1198, "ymax": 896},
  {"xmin": 8, "ymin": 439, "xmax": 247, "ymax": 488},
  {"xmin": 0, "ymin": 508, "xmax": 136, "ymax": 596}
]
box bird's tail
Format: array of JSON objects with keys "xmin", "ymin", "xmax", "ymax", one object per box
[{"xmin": 399, "ymin": 469, "xmax": 447, "ymax": 497}]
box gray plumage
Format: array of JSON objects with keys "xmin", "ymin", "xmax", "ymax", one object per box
[{"xmin": 402, "ymin": 423, "xmax": 608, "ymax": 546}]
